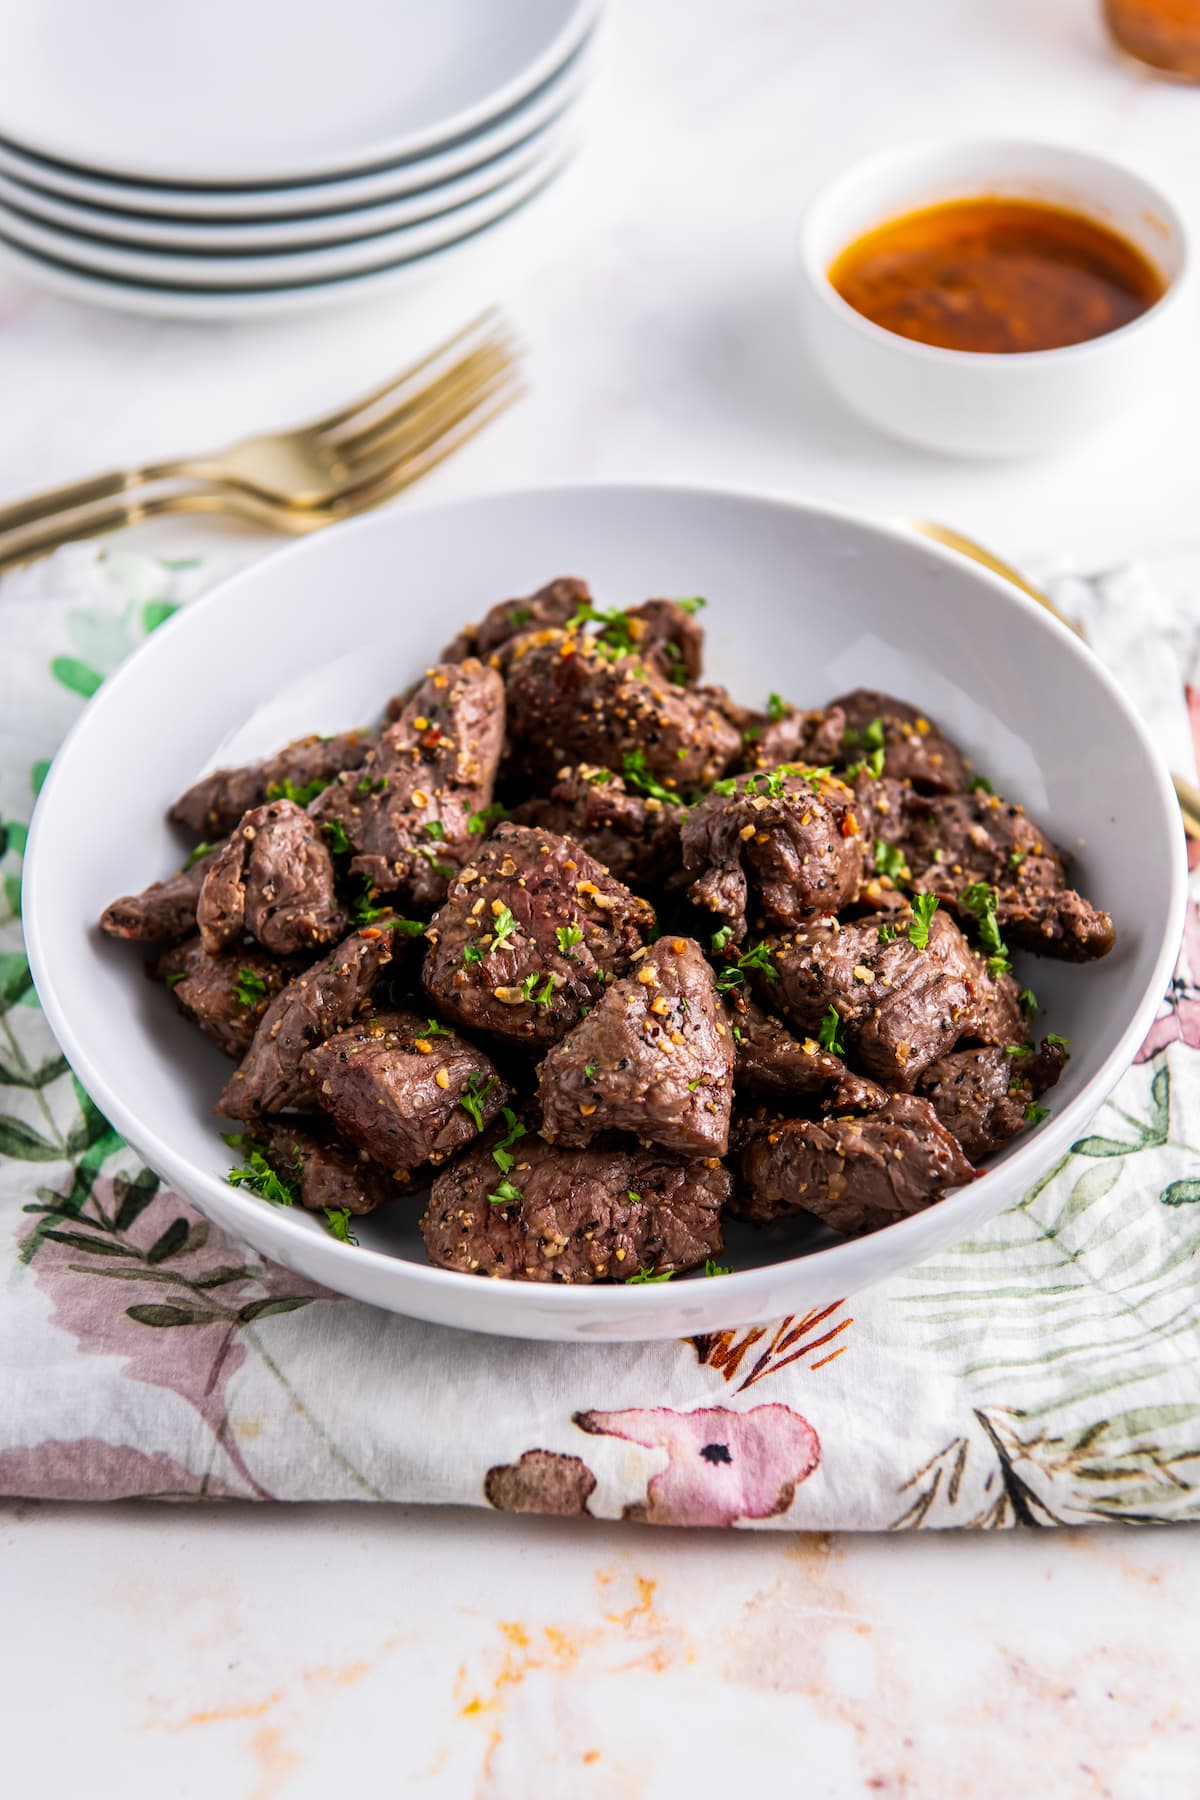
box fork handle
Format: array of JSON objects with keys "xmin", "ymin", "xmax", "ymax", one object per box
[{"xmin": 0, "ymin": 458, "xmax": 199, "ymax": 537}]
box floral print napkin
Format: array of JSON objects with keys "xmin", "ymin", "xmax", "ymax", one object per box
[{"xmin": 2, "ymin": 544, "xmax": 1199, "ymax": 1527}]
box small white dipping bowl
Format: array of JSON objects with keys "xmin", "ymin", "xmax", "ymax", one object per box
[{"xmin": 799, "ymin": 139, "xmax": 1191, "ymax": 457}]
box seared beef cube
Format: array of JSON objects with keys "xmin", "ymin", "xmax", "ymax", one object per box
[
  {"xmin": 729, "ymin": 997, "xmax": 887, "ymax": 1113},
  {"xmin": 169, "ymin": 730, "xmax": 372, "ymax": 837},
  {"xmin": 216, "ymin": 925, "xmax": 395, "ymax": 1117},
  {"xmin": 768, "ymin": 908, "xmax": 984, "ymax": 1087},
  {"xmin": 503, "ymin": 629, "xmax": 740, "ymax": 794},
  {"xmin": 422, "ymin": 1131, "xmax": 729, "ymax": 1282},
  {"xmin": 829, "ymin": 690, "xmax": 970, "ymax": 794},
  {"xmin": 196, "ymin": 799, "xmax": 343, "ymax": 957},
  {"xmin": 916, "ymin": 1040, "xmax": 1066, "ymax": 1161},
  {"xmin": 681, "ymin": 767, "xmax": 863, "ymax": 943},
  {"xmin": 735, "ymin": 1093, "xmax": 976, "ymax": 1235},
  {"xmin": 152, "ymin": 937, "xmax": 294, "ymax": 1058},
  {"xmin": 422, "ymin": 823, "xmax": 653, "ymax": 1047},
  {"xmin": 621, "ymin": 599, "xmax": 705, "ymax": 685},
  {"xmin": 302, "ymin": 1009, "xmax": 510, "ymax": 1176},
  {"xmin": 965, "ymin": 960, "xmax": 1029, "ymax": 1047},
  {"xmin": 509, "ymin": 763, "xmax": 686, "ymax": 887},
  {"xmin": 256, "ymin": 1118, "xmax": 404, "ymax": 1216},
  {"xmin": 987, "ymin": 879, "xmax": 1115, "ymax": 963},
  {"xmin": 734, "ymin": 699, "xmax": 849, "ymax": 774},
  {"xmin": 538, "ymin": 936, "xmax": 735, "ymax": 1155},
  {"xmin": 441, "ymin": 577, "xmax": 591, "ymax": 664},
  {"xmin": 100, "ymin": 848, "xmax": 220, "ymax": 944},
  {"xmin": 312, "ymin": 657, "xmax": 504, "ymax": 908}
]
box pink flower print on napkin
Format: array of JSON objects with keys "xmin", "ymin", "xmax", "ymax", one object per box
[
  {"xmin": 575, "ymin": 1403, "xmax": 820, "ymax": 1527},
  {"xmin": 1138, "ymin": 899, "xmax": 1200, "ymax": 1061}
]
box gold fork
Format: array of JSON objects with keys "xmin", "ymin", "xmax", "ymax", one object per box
[
  {"xmin": 907, "ymin": 517, "xmax": 1200, "ymax": 843},
  {"xmin": 0, "ymin": 309, "xmax": 517, "ymax": 535}
]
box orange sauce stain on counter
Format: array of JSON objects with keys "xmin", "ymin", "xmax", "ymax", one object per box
[{"xmin": 829, "ymin": 196, "xmax": 1165, "ymax": 354}]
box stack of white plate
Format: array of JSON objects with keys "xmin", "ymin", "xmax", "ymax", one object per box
[{"xmin": 0, "ymin": 0, "xmax": 597, "ymax": 321}]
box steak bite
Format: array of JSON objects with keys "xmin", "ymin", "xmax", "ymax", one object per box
[
  {"xmin": 216, "ymin": 924, "xmax": 395, "ymax": 1118},
  {"xmin": 538, "ymin": 936, "xmax": 735, "ymax": 1156},
  {"xmin": 502, "ymin": 627, "xmax": 740, "ymax": 794},
  {"xmin": 311, "ymin": 657, "xmax": 505, "ymax": 908},
  {"xmin": 302, "ymin": 1008, "xmax": 510, "ymax": 1177},
  {"xmin": 421, "ymin": 1131, "xmax": 729, "ymax": 1282},
  {"xmin": 829, "ymin": 690, "xmax": 971, "ymax": 794},
  {"xmin": 196, "ymin": 798, "xmax": 343, "ymax": 957},
  {"xmin": 509, "ymin": 763, "xmax": 686, "ymax": 887},
  {"xmin": 729, "ymin": 996, "xmax": 888, "ymax": 1114},
  {"xmin": 255, "ymin": 1117, "xmax": 405, "ymax": 1216},
  {"xmin": 767, "ymin": 906, "xmax": 985, "ymax": 1087},
  {"xmin": 620, "ymin": 598, "xmax": 706, "ymax": 685},
  {"xmin": 100, "ymin": 848, "xmax": 220, "ymax": 945},
  {"xmin": 916, "ymin": 1039, "xmax": 1066, "ymax": 1161},
  {"xmin": 152, "ymin": 937, "xmax": 295, "ymax": 1058},
  {"xmin": 422, "ymin": 822, "xmax": 653, "ymax": 1047},
  {"xmin": 169, "ymin": 729, "xmax": 372, "ymax": 838},
  {"xmin": 680, "ymin": 766, "xmax": 864, "ymax": 944},
  {"xmin": 735, "ymin": 1093, "xmax": 976, "ymax": 1235},
  {"xmin": 441, "ymin": 577, "xmax": 591, "ymax": 664}
]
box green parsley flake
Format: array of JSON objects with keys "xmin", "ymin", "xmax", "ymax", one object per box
[
  {"xmin": 1018, "ymin": 987, "xmax": 1038, "ymax": 1015},
  {"xmin": 877, "ymin": 923, "xmax": 896, "ymax": 944},
  {"xmin": 266, "ymin": 775, "xmax": 331, "ymax": 806},
  {"xmin": 711, "ymin": 777, "xmax": 738, "ymax": 797},
  {"xmin": 626, "ymin": 1267, "xmax": 674, "ymax": 1284},
  {"xmin": 422, "ymin": 1018, "xmax": 453, "ymax": 1038},
  {"xmin": 584, "ymin": 1062, "xmax": 598, "ymax": 1081},
  {"xmin": 491, "ymin": 1109, "xmax": 527, "ymax": 1173},
  {"xmin": 959, "ymin": 881, "xmax": 1012, "ymax": 976},
  {"xmin": 321, "ymin": 818, "xmax": 351, "ymax": 856},
  {"xmin": 818, "ymin": 1004, "xmax": 846, "ymax": 1055},
  {"xmin": 1024, "ymin": 1103, "xmax": 1050, "ymax": 1125},
  {"xmin": 674, "ymin": 596, "xmax": 707, "ymax": 615},
  {"xmin": 416, "ymin": 845, "xmax": 453, "ymax": 878},
  {"xmin": 228, "ymin": 1148, "xmax": 297, "ymax": 1208},
  {"xmin": 704, "ymin": 1258, "xmax": 733, "ymax": 1278},
  {"xmin": 233, "ymin": 966, "xmax": 268, "ymax": 1007},
  {"xmin": 355, "ymin": 775, "xmax": 389, "ymax": 795},
  {"xmin": 467, "ymin": 801, "xmax": 508, "ymax": 835},
  {"xmin": 556, "ymin": 923, "xmax": 583, "ymax": 957},
  {"xmin": 423, "ymin": 819, "xmax": 446, "ymax": 840},
  {"xmin": 766, "ymin": 692, "xmax": 788, "ymax": 721},
  {"xmin": 462, "ymin": 943, "xmax": 484, "ymax": 967},
  {"xmin": 458, "ymin": 1072, "xmax": 498, "ymax": 1132},
  {"xmin": 1004, "ymin": 1044, "xmax": 1032, "ymax": 1059},
  {"xmin": 490, "ymin": 906, "xmax": 518, "ymax": 951},
  {"xmin": 488, "ymin": 1178, "xmax": 523, "ymax": 1207},
  {"xmin": 711, "ymin": 925, "xmax": 734, "ymax": 953},
  {"xmin": 908, "ymin": 892, "xmax": 939, "ymax": 950},
  {"xmin": 622, "ymin": 747, "xmax": 679, "ymax": 806},
  {"xmin": 323, "ymin": 1207, "xmax": 358, "ymax": 1245},
  {"xmin": 875, "ymin": 840, "xmax": 909, "ymax": 884},
  {"xmin": 714, "ymin": 939, "xmax": 776, "ymax": 993},
  {"xmin": 969, "ymin": 775, "xmax": 993, "ymax": 794},
  {"xmin": 627, "ymin": 1190, "xmax": 641, "ymax": 1203},
  {"xmin": 1046, "ymin": 1033, "xmax": 1071, "ymax": 1053},
  {"xmin": 164, "ymin": 970, "xmax": 186, "ymax": 991},
  {"xmin": 184, "ymin": 840, "xmax": 218, "ymax": 869}
]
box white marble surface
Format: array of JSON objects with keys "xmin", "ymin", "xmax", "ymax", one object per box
[{"xmin": 3, "ymin": 0, "xmax": 1200, "ymax": 1791}]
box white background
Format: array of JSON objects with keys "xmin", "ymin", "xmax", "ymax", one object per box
[{"xmin": 4, "ymin": 1, "xmax": 1200, "ymax": 1793}]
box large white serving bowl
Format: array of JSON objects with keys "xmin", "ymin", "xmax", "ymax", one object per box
[{"xmin": 24, "ymin": 486, "xmax": 1186, "ymax": 1343}]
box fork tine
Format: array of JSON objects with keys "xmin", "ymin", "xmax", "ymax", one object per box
[
  {"xmin": 333, "ymin": 362, "xmax": 523, "ymax": 499},
  {"xmin": 334, "ymin": 338, "xmax": 517, "ymax": 475},
  {"xmin": 333, "ymin": 381, "xmax": 526, "ymax": 522},
  {"xmin": 310, "ymin": 308, "xmax": 505, "ymax": 438}
]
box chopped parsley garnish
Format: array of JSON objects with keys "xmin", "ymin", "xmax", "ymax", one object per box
[
  {"xmin": 687, "ymin": 1078, "xmax": 703, "ymax": 1092},
  {"xmin": 521, "ymin": 971, "xmax": 556, "ymax": 1006},
  {"xmin": 320, "ymin": 818, "xmax": 351, "ymax": 856},
  {"xmin": 958, "ymin": 881, "xmax": 1012, "ymax": 977},
  {"xmin": 488, "ymin": 1178, "xmax": 523, "ymax": 1207},
  {"xmin": 845, "ymin": 717, "xmax": 886, "ymax": 780},
  {"xmin": 711, "ymin": 924, "xmax": 734, "ymax": 953},
  {"xmin": 878, "ymin": 922, "xmax": 896, "ymax": 944},
  {"xmin": 714, "ymin": 939, "xmax": 776, "ymax": 992},
  {"xmin": 622, "ymin": 747, "xmax": 680, "ymax": 806},
  {"xmin": 584, "ymin": 1062, "xmax": 598, "ymax": 1081},
  {"xmin": 228, "ymin": 1147, "xmax": 296, "ymax": 1207},
  {"xmin": 492, "ymin": 1108, "xmax": 527, "ymax": 1173},
  {"xmin": 490, "ymin": 906, "xmax": 518, "ymax": 951},
  {"xmin": 711, "ymin": 777, "xmax": 739, "ymax": 797},
  {"xmin": 507, "ymin": 606, "xmax": 532, "ymax": 628},
  {"xmin": 627, "ymin": 1190, "xmax": 641, "ymax": 1203},
  {"xmin": 874, "ymin": 840, "xmax": 909, "ymax": 884},
  {"xmin": 569, "ymin": 601, "xmax": 638, "ymax": 658},
  {"xmin": 556, "ymin": 923, "xmax": 583, "ymax": 957},
  {"xmin": 818, "ymin": 1004, "xmax": 846, "ymax": 1055},
  {"xmin": 164, "ymin": 970, "xmax": 186, "ymax": 990},
  {"xmin": 1018, "ymin": 987, "xmax": 1038, "ymax": 1015},
  {"xmin": 626, "ymin": 1267, "xmax": 674, "ymax": 1284},
  {"xmin": 458, "ymin": 1072, "xmax": 498, "ymax": 1131},
  {"xmin": 969, "ymin": 775, "xmax": 993, "ymax": 794},
  {"xmin": 1004, "ymin": 1043, "xmax": 1032, "ymax": 1058},
  {"xmin": 184, "ymin": 839, "xmax": 218, "ymax": 869},
  {"xmin": 1046, "ymin": 1033, "xmax": 1071, "ymax": 1053},
  {"xmin": 266, "ymin": 775, "xmax": 331, "ymax": 806},
  {"xmin": 467, "ymin": 801, "xmax": 507, "ymax": 835},
  {"xmin": 462, "ymin": 943, "xmax": 484, "ymax": 966},
  {"xmin": 233, "ymin": 966, "xmax": 268, "ymax": 1007},
  {"xmin": 354, "ymin": 774, "xmax": 388, "ymax": 794},
  {"xmin": 908, "ymin": 892, "xmax": 939, "ymax": 950},
  {"xmin": 323, "ymin": 1207, "xmax": 358, "ymax": 1245},
  {"xmin": 1024, "ymin": 1103, "xmax": 1050, "ymax": 1125},
  {"xmin": 766, "ymin": 692, "xmax": 788, "ymax": 721},
  {"xmin": 674, "ymin": 596, "xmax": 707, "ymax": 615},
  {"xmin": 422, "ymin": 1018, "xmax": 453, "ymax": 1038},
  {"xmin": 416, "ymin": 845, "xmax": 453, "ymax": 878},
  {"xmin": 1009, "ymin": 848, "xmax": 1027, "ymax": 868},
  {"xmin": 423, "ymin": 819, "xmax": 446, "ymax": 840},
  {"xmin": 731, "ymin": 1024, "xmax": 743, "ymax": 1044},
  {"xmin": 704, "ymin": 1258, "xmax": 733, "ymax": 1278}
]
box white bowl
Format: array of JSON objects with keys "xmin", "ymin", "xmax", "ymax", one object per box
[
  {"xmin": 23, "ymin": 485, "xmax": 1187, "ymax": 1342},
  {"xmin": 799, "ymin": 139, "xmax": 1192, "ymax": 457}
]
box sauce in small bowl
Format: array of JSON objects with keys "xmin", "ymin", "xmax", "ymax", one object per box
[{"xmin": 828, "ymin": 196, "xmax": 1166, "ymax": 355}]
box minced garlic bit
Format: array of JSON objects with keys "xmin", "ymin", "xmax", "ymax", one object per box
[
  {"xmin": 636, "ymin": 965, "xmax": 659, "ymax": 986},
  {"xmin": 853, "ymin": 964, "xmax": 873, "ymax": 982},
  {"xmin": 414, "ymin": 1038, "xmax": 433, "ymax": 1055},
  {"xmin": 411, "ymin": 789, "xmax": 429, "ymax": 809},
  {"xmin": 739, "ymin": 823, "xmax": 757, "ymax": 842},
  {"xmin": 434, "ymin": 1067, "xmax": 450, "ymax": 1090},
  {"xmin": 493, "ymin": 985, "xmax": 527, "ymax": 1004}
]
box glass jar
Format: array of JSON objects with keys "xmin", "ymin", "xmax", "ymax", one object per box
[{"xmin": 1104, "ymin": 1, "xmax": 1200, "ymax": 78}]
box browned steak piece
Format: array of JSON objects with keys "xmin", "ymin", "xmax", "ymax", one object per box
[
  {"xmin": 681, "ymin": 766, "xmax": 864, "ymax": 943},
  {"xmin": 421, "ymin": 1131, "xmax": 729, "ymax": 1282},
  {"xmin": 828, "ymin": 690, "xmax": 970, "ymax": 794},
  {"xmin": 502, "ymin": 627, "xmax": 740, "ymax": 794},
  {"xmin": 538, "ymin": 936, "xmax": 735, "ymax": 1156},
  {"xmin": 216, "ymin": 925, "xmax": 395, "ymax": 1118},
  {"xmin": 916, "ymin": 1040, "xmax": 1066, "ymax": 1161},
  {"xmin": 730, "ymin": 699, "xmax": 849, "ymax": 774},
  {"xmin": 767, "ymin": 907, "xmax": 986, "ymax": 1087},
  {"xmin": 152, "ymin": 937, "xmax": 296, "ymax": 1058},
  {"xmin": 735, "ymin": 1093, "xmax": 976, "ymax": 1234},
  {"xmin": 621, "ymin": 599, "xmax": 706, "ymax": 685},
  {"xmin": 311, "ymin": 657, "xmax": 504, "ymax": 908},
  {"xmin": 509, "ymin": 763, "xmax": 686, "ymax": 887},
  {"xmin": 302, "ymin": 1008, "xmax": 510, "ymax": 1177},
  {"xmin": 99, "ymin": 847, "xmax": 220, "ymax": 944},
  {"xmin": 256, "ymin": 1117, "xmax": 405, "ymax": 1216},
  {"xmin": 965, "ymin": 959, "xmax": 1029, "ymax": 1047},
  {"xmin": 729, "ymin": 996, "xmax": 888, "ymax": 1113},
  {"xmin": 422, "ymin": 822, "xmax": 653, "ymax": 1047},
  {"xmin": 169, "ymin": 729, "xmax": 372, "ymax": 837},
  {"xmin": 441, "ymin": 577, "xmax": 591, "ymax": 664},
  {"xmin": 196, "ymin": 799, "xmax": 343, "ymax": 957}
]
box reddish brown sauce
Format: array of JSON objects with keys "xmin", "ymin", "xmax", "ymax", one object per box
[{"xmin": 828, "ymin": 197, "xmax": 1166, "ymax": 354}]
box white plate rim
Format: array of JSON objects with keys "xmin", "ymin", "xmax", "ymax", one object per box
[
  {"xmin": 0, "ymin": 0, "xmax": 599, "ymax": 188},
  {"xmin": 0, "ymin": 35, "xmax": 593, "ymax": 221},
  {"xmin": 22, "ymin": 482, "xmax": 1189, "ymax": 1341}
]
